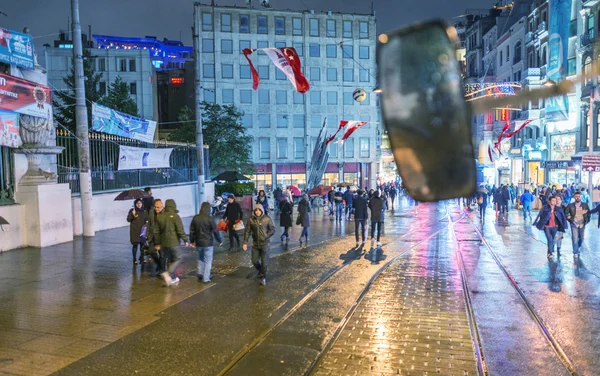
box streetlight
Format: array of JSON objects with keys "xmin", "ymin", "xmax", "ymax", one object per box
[
  {"xmin": 543, "ymin": 79, "xmax": 556, "ymax": 87},
  {"xmin": 373, "ymin": 87, "xmax": 382, "ymax": 93}
]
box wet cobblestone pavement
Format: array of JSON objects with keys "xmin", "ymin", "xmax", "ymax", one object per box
[{"xmin": 3, "ymin": 198, "xmax": 600, "ymax": 375}]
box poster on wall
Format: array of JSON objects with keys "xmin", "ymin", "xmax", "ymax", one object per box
[
  {"xmin": 0, "ymin": 109, "xmax": 21, "ymax": 148},
  {"xmin": 0, "ymin": 72, "xmax": 52, "ymax": 119},
  {"xmin": 545, "ymin": 0, "xmax": 572, "ymax": 122},
  {"xmin": 118, "ymin": 145, "xmax": 172, "ymax": 171},
  {"xmin": 92, "ymin": 103, "xmax": 156, "ymax": 143},
  {"xmin": 0, "ymin": 27, "xmax": 35, "ymax": 70}
]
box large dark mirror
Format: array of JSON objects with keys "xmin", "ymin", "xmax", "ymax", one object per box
[{"xmin": 377, "ymin": 20, "xmax": 476, "ymax": 202}]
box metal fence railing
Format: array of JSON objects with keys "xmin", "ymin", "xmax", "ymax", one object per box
[
  {"xmin": 56, "ymin": 129, "xmax": 198, "ymax": 195},
  {"xmin": 0, "ymin": 146, "xmax": 15, "ymax": 206}
]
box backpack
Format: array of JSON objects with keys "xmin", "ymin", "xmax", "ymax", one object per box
[{"xmin": 477, "ymin": 196, "xmax": 483, "ymax": 205}]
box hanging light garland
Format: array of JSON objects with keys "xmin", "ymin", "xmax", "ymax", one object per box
[{"xmin": 464, "ymin": 82, "xmax": 521, "ymax": 97}]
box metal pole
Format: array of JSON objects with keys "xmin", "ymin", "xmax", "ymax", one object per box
[
  {"xmin": 193, "ymin": 2, "xmax": 206, "ymax": 209},
  {"xmin": 589, "ymin": 87, "xmax": 596, "ymax": 200},
  {"xmin": 72, "ymin": 0, "xmax": 95, "ymax": 236}
]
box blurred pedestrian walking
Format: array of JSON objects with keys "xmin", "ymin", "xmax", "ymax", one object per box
[
  {"xmin": 153, "ymin": 199, "xmax": 189, "ymax": 286},
  {"xmin": 279, "ymin": 196, "xmax": 293, "ymax": 243},
  {"xmin": 297, "ymin": 194, "xmax": 311, "ymax": 244},
  {"xmin": 223, "ymin": 194, "xmax": 243, "ymax": 251},
  {"xmin": 565, "ymin": 191, "xmax": 590, "ymax": 258},
  {"xmin": 243, "ymin": 203, "xmax": 275, "ymax": 286},
  {"xmin": 190, "ymin": 202, "xmax": 222, "ymax": 284},
  {"xmin": 353, "ymin": 190, "xmax": 368, "ymax": 247},
  {"xmin": 534, "ymin": 195, "xmax": 568, "ymax": 259},
  {"xmin": 368, "ymin": 190, "xmax": 384, "ymax": 248}
]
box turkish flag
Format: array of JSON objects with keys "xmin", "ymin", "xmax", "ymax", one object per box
[
  {"xmin": 243, "ymin": 47, "xmax": 310, "ymax": 93},
  {"xmin": 340, "ymin": 121, "xmax": 368, "ymax": 143}
]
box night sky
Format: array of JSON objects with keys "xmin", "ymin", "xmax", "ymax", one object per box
[{"xmin": 3, "ymin": 0, "xmax": 495, "ymax": 51}]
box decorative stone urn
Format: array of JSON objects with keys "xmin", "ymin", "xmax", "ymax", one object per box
[{"xmin": 15, "ymin": 114, "xmax": 64, "ymax": 186}]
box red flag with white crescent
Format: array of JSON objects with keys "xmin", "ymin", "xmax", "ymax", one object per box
[
  {"xmin": 325, "ymin": 120, "xmax": 350, "ymax": 145},
  {"xmin": 243, "ymin": 47, "xmax": 310, "ymax": 93},
  {"xmin": 340, "ymin": 121, "xmax": 368, "ymax": 143}
]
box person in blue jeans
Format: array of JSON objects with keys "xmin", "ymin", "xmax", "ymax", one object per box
[
  {"xmin": 190, "ymin": 202, "xmax": 223, "ymax": 283},
  {"xmin": 520, "ymin": 189, "xmax": 534, "ymax": 221},
  {"xmin": 565, "ymin": 192, "xmax": 590, "ymax": 257},
  {"xmin": 534, "ymin": 195, "xmax": 568, "ymax": 259},
  {"xmin": 334, "ymin": 188, "xmax": 344, "ymax": 222}
]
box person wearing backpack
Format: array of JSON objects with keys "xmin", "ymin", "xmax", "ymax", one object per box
[
  {"xmin": 190, "ymin": 202, "xmax": 223, "ymax": 284},
  {"xmin": 476, "ymin": 188, "xmax": 488, "ymax": 219},
  {"xmin": 520, "ymin": 189, "xmax": 534, "ymax": 221},
  {"xmin": 127, "ymin": 199, "xmax": 148, "ymax": 265}
]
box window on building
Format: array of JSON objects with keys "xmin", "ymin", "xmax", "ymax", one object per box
[
  {"xmin": 309, "ymin": 43, "xmax": 320, "ymax": 57},
  {"xmin": 98, "ymin": 58, "xmax": 106, "ymax": 72},
  {"xmin": 513, "ymin": 71, "xmax": 521, "ymax": 81},
  {"xmin": 222, "ymin": 64, "xmax": 234, "ymax": 79},
  {"xmin": 125, "ymin": 59, "xmax": 135, "ymax": 73},
  {"xmin": 258, "ymin": 16, "xmax": 268, "ymax": 34},
  {"xmin": 310, "ymin": 91, "xmax": 321, "ymax": 105},
  {"xmin": 119, "ymin": 59, "xmax": 127, "ymax": 72},
  {"xmin": 506, "ymin": 45, "xmax": 509, "ymax": 62},
  {"xmin": 589, "ymin": 14, "xmax": 595, "ymax": 38},
  {"xmin": 240, "ymin": 40, "xmax": 251, "ymax": 54},
  {"xmin": 99, "ymin": 82, "xmax": 106, "ymax": 95},
  {"xmin": 203, "ymin": 88, "xmax": 215, "ymax": 103},
  {"xmin": 567, "ymin": 57, "xmax": 576, "ymax": 76},
  {"xmin": 327, "ymin": 19, "xmax": 336, "ymax": 37},
  {"xmin": 327, "ymin": 68, "xmax": 337, "ymax": 81},
  {"xmin": 257, "ymin": 40, "xmax": 268, "ymax": 55},
  {"xmin": 202, "ymin": 12, "xmax": 213, "ymax": 31},
  {"xmin": 343, "ymin": 68, "xmax": 353, "ymax": 81},
  {"xmin": 359, "ymin": 46, "xmax": 369, "ymax": 59},
  {"xmin": 327, "ymin": 91, "xmax": 337, "ymax": 105},
  {"xmin": 342, "ymin": 138, "xmax": 353, "ymax": 159},
  {"xmin": 275, "ymin": 16, "xmax": 285, "ymax": 35},
  {"xmin": 222, "ymin": 39, "xmax": 233, "ymax": 54},
  {"xmin": 277, "ymin": 138, "xmax": 288, "ymax": 159},
  {"xmin": 222, "ymin": 89, "xmax": 234, "ymax": 103},
  {"xmin": 259, "ymin": 138, "xmax": 270, "ymax": 159},
  {"xmin": 342, "ymin": 45, "xmax": 353, "ymax": 58},
  {"xmin": 359, "ymin": 21, "xmax": 368, "ymax": 38},
  {"xmin": 258, "ymin": 114, "xmax": 270, "ymax": 128},
  {"xmin": 359, "ymin": 138, "xmax": 370, "ymax": 158},
  {"xmin": 294, "ymin": 92, "xmax": 305, "ymax": 104},
  {"xmin": 221, "ymin": 14, "xmax": 232, "ymax": 32},
  {"xmin": 277, "ymin": 114, "xmax": 288, "ymax": 128},
  {"xmin": 258, "ymin": 89, "xmax": 270, "ymax": 104},
  {"xmin": 311, "ymin": 115, "xmax": 321, "ymax": 128},
  {"xmin": 343, "ymin": 20, "xmax": 352, "ymax": 38},
  {"xmin": 240, "ymin": 65, "xmax": 251, "ymax": 79},
  {"xmin": 294, "ymin": 138, "xmax": 305, "ymax": 159},
  {"xmin": 202, "ymin": 38, "xmax": 214, "ymax": 53},
  {"xmin": 203, "ymin": 63, "xmax": 215, "ymax": 78},
  {"xmin": 310, "ymin": 19, "xmax": 319, "ymax": 36},
  {"xmin": 242, "ymin": 113, "xmax": 253, "ymax": 128},
  {"xmin": 293, "ymin": 43, "xmax": 303, "ymax": 56},
  {"xmin": 359, "ymin": 69, "xmax": 369, "ymax": 82},
  {"xmin": 499, "ymin": 50, "xmax": 503, "ymax": 66},
  {"xmin": 239, "ymin": 15, "xmax": 250, "ymax": 33},
  {"xmin": 258, "ymin": 65, "xmax": 269, "ymax": 79},
  {"xmin": 276, "ymin": 90, "xmax": 287, "ymax": 104},
  {"xmin": 310, "ymin": 67, "xmax": 320, "ymax": 81},
  {"xmin": 513, "ymin": 41, "xmax": 522, "ymax": 63},
  {"xmin": 276, "ymin": 68, "xmax": 286, "ymax": 80},
  {"xmin": 240, "ymin": 89, "xmax": 252, "ymax": 103},
  {"xmin": 326, "ymin": 44, "xmax": 337, "ymax": 58},
  {"xmin": 329, "ymin": 142, "xmax": 338, "ymax": 158},
  {"xmin": 584, "ymin": 56, "xmax": 593, "ymax": 84},
  {"xmin": 293, "ymin": 17, "xmax": 302, "ymax": 35},
  {"xmin": 343, "ymin": 91, "xmax": 354, "ymax": 105},
  {"xmin": 293, "ymin": 114, "xmax": 305, "ymax": 128}
]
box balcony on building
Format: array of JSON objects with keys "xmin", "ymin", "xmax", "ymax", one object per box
[
  {"xmin": 521, "ymin": 68, "xmax": 541, "ymax": 84},
  {"xmin": 582, "ymin": 0, "xmax": 600, "ymax": 8},
  {"xmin": 581, "ymin": 81, "xmax": 594, "ymax": 98},
  {"xmin": 535, "ymin": 21, "xmax": 547, "ymax": 37},
  {"xmin": 525, "ymin": 31, "xmax": 534, "ymax": 45},
  {"xmin": 580, "ymin": 33, "xmax": 594, "ymax": 50}
]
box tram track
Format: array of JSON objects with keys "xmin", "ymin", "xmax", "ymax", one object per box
[
  {"xmin": 216, "ymin": 203, "xmax": 455, "ymax": 376},
  {"xmin": 457, "ymin": 207, "xmax": 579, "ymax": 376}
]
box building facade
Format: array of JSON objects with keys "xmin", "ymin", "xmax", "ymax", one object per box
[{"xmin": 197, "ymin": 4, "xmax": 379, "ymax": 191}]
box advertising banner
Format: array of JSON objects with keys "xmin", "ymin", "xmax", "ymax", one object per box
[
  {"xmin": 0, "ymin": 27, "xmax": 35, "ymax": 70},
  {"xmin": 0, "ymin": 72, "xmax": 52, "ymax": 119},
  {"xmin": 92, "ymin": 103, "xmax": 156, "ymax": 143},
  {"xmin": 118, "ymin": 145, "xmax": 172, "ymax": 171},
  {"xmin": 545, "ymin": 0, "xmax": 572, "ymax": 122},
  {"xmin": 0, "ymin": 109, "xmax": 21, "ymax": 148}
]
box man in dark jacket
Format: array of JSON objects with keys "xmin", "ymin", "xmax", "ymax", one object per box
[
  {"xmin": 343, "ymin": 187, "xmax": 354, "ymax": 220},
  {"xmin": 273, "ymin": 187, "xmax": 283, "ymax": 213},
  {"xmin": 223, "ymin": 194, "xmax": 243, "ymax": 251},
  {"xmin": 564, "ymin": 191, "xmax": 590, "ymax": 257},
  {"xmin": 190, "ymin": 202, "xmax": 223, "ymax": 283},
  {"xmin": 327, "ymin": 188, "xmax": 335, "ymax": 217},
  {"xmin": 534, "ymin": 196, "xmax": 568, "ymax": 258},
  {"xmin": 501, "ymin": 185, "xmax": 511, "ymax": 213},
  {"xmin": 242, "ymin": 203, "xmax": 275, "ymax": 285},
  {"xmin": 368, "ymin": 191, "xmax": 385, "ymax": 248},
  {"xmin": 146, "ymin": 199, "xmax": 165, "ymax": 276},
  {"xmin": 142, "ymin": 187, "xmax": 154, "ymax": 214},
  {"xmin": 389, "ymin": 187, "xmax": 397, "ymax": 210},
  {"xmin": 334, "ymin": 188, "xmax": 344, "ymax": 221},
  {"xmin": 153, "ymin": 199, "xmax": 189, "ymax": 286},
  {"xmin": 353, "ymin": 190, "xmax": 368, "ymax": 247}
]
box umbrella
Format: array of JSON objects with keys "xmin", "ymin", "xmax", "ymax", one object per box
[
  {"xmin": 114, "ymin": 189, "xmax": 150, "ymax": 201},
  {"xmin": 308, "ymin": 185, "xmax": 333, "ymax": 196},
  {"xmin": 288, "ymin": 185, "xmax": 302, "ymax": 197},
  {"xmin": 477, "ymin": 187, "xmax": 488, "ymax": 193},
  {"xmin": 212, "ymin": 171, "xmax": 252, "ymax": 182},
  {"xmin": 337, "ymin": 182, "xmax": 353, "ymax": 188},
  {"xmin": 0, "ymin": 216, "xmax": 8, "ymax": 231}
]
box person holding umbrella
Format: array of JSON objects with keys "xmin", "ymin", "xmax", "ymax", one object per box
[{"xmin": 127, "ymin": 199, "xmax": 148, "ymax": 265}]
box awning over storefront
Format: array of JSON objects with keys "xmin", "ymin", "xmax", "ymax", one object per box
[
  {"xmin": 254, "ymin": 164, "xmax": 272, "ymax": 173},
  {"xmin": 343, "ymin": 163, "xmax": 359, "ymax": 173},
  {"xmin": 325, "ymin": 163, "xmax": 338, "ymax": 173},
  {"xmin": 277, "ymin": 163, "xmax": 306, "ymax": 174}
]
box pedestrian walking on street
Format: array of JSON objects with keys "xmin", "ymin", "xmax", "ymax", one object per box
[
  {"xmin": 555, "ymin": 195, "xmax": 568, "ymax": 256},
  {"xmin": 353, "ymin": 190, "xmax": 368, "ymax": 247},
  {"xmin": 476, "ymin": 188, "xmax": 488, "ymax": 220},
  {"xmin": 565, "ymin": 191, "xmax": 590, "ymax": 258},
  {"xmin": 146, "ymin": 199, "xmax": 165, "ymax": 275},
  {"xmin": 297, "ymin": 194, "xmax": 311, "ymax": 244},
  {"xmin": 334, "ymin": 188, "xmax": 344, "ymax": 221},
  {"xmin": 534, "ymin": 195, "xmax": 568, "ymax": 259},
  {"xmin": 190, "ymin": 202, "xmax": 222, "ymax": 284},
  {"xmin": 520, "ymin": 189, "xmax": 534, "ymax": 221},
  {"xmin": 223, "ymin": 194, "xmax": 243, "ymax": 251},
  {"xmin": 389, "ymin": 187, "xmax": 397, "ymax": 211},
  {"xmin": 243, "ymin": 203, "xmax": 275, "ymax": 286},
  {"xmin": 142, "ymin": 187, "xmax": 154, "ymax": 214},
  {"xmin": 501, "ymin": 185, "xmax": 510, "ymax": 213},
  {"xmin": 153, "ymin": 199, "xmax": 189, "ymax": 286},
  {"xmin": 368, "ymin": 190, "xmax": 385, "ymax": 248},
  {"xmin": 327, "ymin": 188, "xmax": 335, "ymax": 217},
  {"xmin": 273, "ymin": 187, "xmax": 283, "ymax": 213},
  {"xmin": 279, "ymin": 196, "xmax": 293, "ymax": 243},
  {"xmin": 343, "ymin": 187, "xmax": 354, "ymax": 220},
  {"xmin": 127, "ymin": 199, "xmax": 148, "ymax": 265},
  {"xmin": 256, "ymin": 190, "xmax": 269, "ymax": 213}
]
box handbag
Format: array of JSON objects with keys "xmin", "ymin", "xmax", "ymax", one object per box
[
  {"xmin": 139, "ymin": 224, "xmax": 148, "ymax": 243},
  {"xmin": 233, "ymin": 220, "xmax": 245, "ymax": 231}
]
